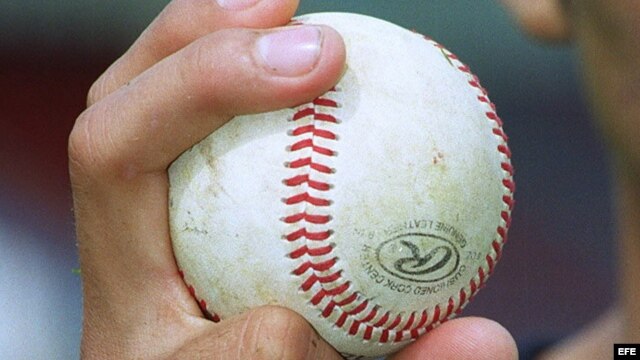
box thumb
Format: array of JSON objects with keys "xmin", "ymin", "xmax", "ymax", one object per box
[{"xmin": 390, "ymin": 317, "xmax": 518, "ymax": 360}]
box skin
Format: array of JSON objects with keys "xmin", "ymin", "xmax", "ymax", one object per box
[
  {"xmin": 69, "ymin": 0, "xmax": 518, "ymax": 359},
  {"xmin": 502, "ymin": 0, "xmax": 640, "ymax": 359}
]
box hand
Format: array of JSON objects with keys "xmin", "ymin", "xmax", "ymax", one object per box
[{"xmin": 69, "ymin": 0, "xmax": 518, "ymax": 358}]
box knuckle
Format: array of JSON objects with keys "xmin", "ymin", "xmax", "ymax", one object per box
[
  {"xmin": 180, "ymin": 39, "xmax": 219, "ymax": 96},
  {"xmin": 68, "ymin": 108, "xmax": 122, "ymax": 181},
  {"xmin": 86, "ymin": 70, "xmax": 115, "ymax": 107},
  {"xmin": 240, "ymin": 306, "xmax": 317, "ymax": 360},
  {"xmin": 179, "ymin": 30, "xmax": 253, "ymax": 101},
  {"xmin": 86, "ymin": 79, "xmax": 103, "ymax": 107},
  {"xmin": 68, "ymin": 111, "xmax": 100, "ymax": 178},
  {"xmin": 149, "ymin": 1, "xmax": 195, "ymax": 51}
]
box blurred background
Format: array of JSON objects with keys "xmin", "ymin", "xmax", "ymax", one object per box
[{"xmin": 0, "ymin": 1, "xmax": 615, "ymax": 358}]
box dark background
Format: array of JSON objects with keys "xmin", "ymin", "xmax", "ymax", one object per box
[{"xmin": 0, "ymin": 1, "xmax": 615, "ymax": 358}]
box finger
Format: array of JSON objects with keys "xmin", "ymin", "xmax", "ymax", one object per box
[
  {"xmin": 70, "ymin": 24, "xmax": 345, "ymax": 344},
  {"xmin": 72, "ymin": 25, "xmax": 346, "ymax": 181},
  {"xmin": 176, "ymin": 306, "xmax": 342, "ymax": 360},
  {"xmin": 390, "ymin": 317, "xmax": 518, "ymax": 360},
  {"xmin": 88, "ymin": 0, "xmax": 300, "ymax": 105},
  {"xmin": 500, "ymin": 0, "xmax": 572, "ymax": 42}
]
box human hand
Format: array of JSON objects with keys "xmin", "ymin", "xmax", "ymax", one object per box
[{"xmin": 69, "ymin": 0, "xmax": 517, "ymax": 358}]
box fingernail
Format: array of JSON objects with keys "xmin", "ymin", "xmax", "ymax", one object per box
[
  {"xmin": 257, "ymin": 26, "xmax": 322, "ymax": 77},
  {"xmin": 216, "ymin": 0, "xmax": 260, "ymax": 10}
]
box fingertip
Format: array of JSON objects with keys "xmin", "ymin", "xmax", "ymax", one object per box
[
  {"xmin": 317, "ymin": 24, "xmax": 347, "ymax": 81},
  {"xmin": 182, "ymin": 24, "xmax": 345, "ymax": 111},
  {"xmin": 243, "ymin": 23, "xmax": 345, "ymax": 106},
  {"xmin": 392, "ymin": 317, "xmax": 518, "ymax": 360},
  {"xmin": 501, "ymin": 0, "xmax": 572, "ymax": 42},
  {"xmin": 267, "ymin": 24, "xmax": 346, "ymax": 101}
]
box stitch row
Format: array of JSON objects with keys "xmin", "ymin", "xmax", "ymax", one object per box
[
  {"xmin": 178, "ymin": 270, "xmax": 221, "ymax": 323},
  {"xmin": 182, "ymin": 33, "xmax": 514, "ymax": 348},
  {"xmin": 283, "ymin": 88, "xmax": 347, "ymax": 319},
  {"xmin": 433, "ymin": 38, "xmax": 515, "ymax": 313},
  {"xmin": 283, "ymin": 87, "xmax": 450, "ymax": 344},
  {"xmin": 285, "ymin": 36, "xmax": 515, "ymax": 345}
]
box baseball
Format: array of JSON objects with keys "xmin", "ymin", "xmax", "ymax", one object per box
[{"xmin": 169, "ymin": 12, "xmax": 514, "ymax": 359}]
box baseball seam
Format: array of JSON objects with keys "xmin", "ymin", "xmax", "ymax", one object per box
[
  {"xmin": 281, "ymin": 34, "xmax": 515, "ymax": 345},
  {"xmin": 178, "ymin": 30, "xmax": 515, "ymax": 349}
]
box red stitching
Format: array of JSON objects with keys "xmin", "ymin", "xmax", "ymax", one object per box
[
  {"xmin": 336, "ymin": 300, "xmax": 369, "ymax": 329},
  {"xmin": 498, "ymin": 144, "xmax": 512, "ymax": 158},
  {"xmin": 446, "ymin": 298, "xmax": 456, "ymax": 318},
  {"xmin": 501, "ymin": 163, "xmax": 514, "ymax": 176},
  {"xmin": 286, "ymin": 157, "xmax": 334, "ymax": 174},
  {"xmin": 478, "ymin": 267, "xmax": 487, "ymax": 285},
  {"xmin": 178, "ymin": 31, "xmax": 513, "ymax": 348},
  {"xmin": 284, "ymin": 192, "xmax": 331, "ymax": 206},
  {"xmin": 373, "ymin": 311, "xmax": 390, "ymax": 327},
  {"xmin": 178, "ymin": 270, "xmax": 221, "ymax": 323},
  {"xmin": 493, "ymin": 128, "xmax": 509, "ymax": 141},
  {"xmin": 293, "ymin": 107, "xmax": 315, "ymax": 121},
  {"xmin": 284, "ymin": 174, "xmax": 332, "ymax": 191},
  {"xmin": 364, "ymin": 326, "xmax": 374, "ymax": 340},
  {"xmin": 394, "ymin": 330, "xmax": 404, "ymax": 342},
  {"xmin": 313, "ymin": 282, "xmax": 352, "ymax": 304},
  {"xmin": 459, "ymin": 289, "xmax": 468, "ymax": 310},
  {"xmin": 349, "ymin": 321, "xmax": 361, "ymax": 336},
  {"xmin": 401, "ymin": 312, "xmax": 416, "ymax": 331},
  {"xmin": 428, "ymin": 305, "xmax": 442, "ymax": 330},
  {"xmin": 320, "ymin": 293, "xmax": 358, "ymax": 314},
  {"xmin": 314, "ymin": 113, "xmax": 339, "ymax": 123},
  {"xmin": 470, "ymin": 278, "xmax": 479, "ymax": 296},
  {"xmin": 277, "ymin": 35, "xmax": 515, "ymax": 345},
  {"xmin": 285, "ymin": 227, "xmax": 332, "ymax": 241},
  {"xmin": 283, "ymin": 88, "xmax": 347, "ymax": 324},
  {"xmin": 314, "ymin": 97, "xmax": 339, "ymax": 107},
  {"xmin": 360, "ymin": 307, "xmax": 379, "ymax": 324},
  {"xmin": 486, "ymin": 255, "xmax": 496, "ymax": 274},
  {"xmin": 386, "ymin": 314, "xmax": 403, "ymax": 331},
  {"xmin": 288, "ymin": 244, "xmax": 333, "ymax": 259},
  {"xmin": 290, "ymin": 124, "xmax": 337, "ymax": 139},
  {"xmin": 301, "ymin": 271, "xmax": 343, "ymax": 290},
  {"xmin": 380, "ymin": 330, "xmax": 389, "ymax": 343},
  {"xmin": 288, "ymin": 138, "xmax": 336, "ymax": 156},
  {"xmin": 497, "ymin": 226, "xmax": 508, "ymax": 240},
  {"xmin": 283, "ymin": 212, "xmax": 331, "ymax": 224},
  {"xmin": 292, "ymin": 257, "xmax": 337, "ymax": 275}
]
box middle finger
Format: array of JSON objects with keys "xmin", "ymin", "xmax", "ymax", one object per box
[{"xmin": 88, "ymin": 0, "xmax": 301, "ymax": 105}]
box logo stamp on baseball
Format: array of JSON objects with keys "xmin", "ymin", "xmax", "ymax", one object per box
[{"xmin": 169, "ymin": 12, "xmax": 514, "ymax": 359}]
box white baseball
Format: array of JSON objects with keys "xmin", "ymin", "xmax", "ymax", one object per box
[{"xmin": 169, "ymin": 12, "xmax": 514, "ymax": 359}]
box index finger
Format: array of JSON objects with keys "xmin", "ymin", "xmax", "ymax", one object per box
[
  {"xmin": 70, "ymin": 24, "xmax": 346, "ymax": 345},
  {"xmin": 87, "ymin": 0, "xmax": 300, "ymax": 106}
]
